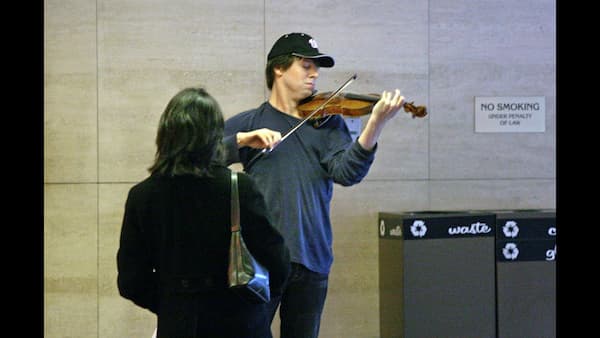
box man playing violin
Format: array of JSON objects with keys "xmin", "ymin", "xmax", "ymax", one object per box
[{"xmin": 223, "ymin": 32, "xmax": 405, "ymax": 338}]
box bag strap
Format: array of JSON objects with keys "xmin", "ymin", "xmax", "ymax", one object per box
[{"xmin": 231, "ymin": 171, "xmax": 240, "ymax": 232}]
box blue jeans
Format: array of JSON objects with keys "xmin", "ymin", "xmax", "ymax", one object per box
[{"xmin": 267, "ymin": 263, "xmax": 329, "ymax": 338}]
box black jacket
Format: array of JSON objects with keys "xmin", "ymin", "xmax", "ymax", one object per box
[{"xmin": 117, "ymin": 166, "xmax": 290, "ymax": 337}]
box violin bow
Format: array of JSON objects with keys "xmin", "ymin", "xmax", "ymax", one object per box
[{"xmin": 245, "ymin": 73, "xmax": 357, "ymax": 170}]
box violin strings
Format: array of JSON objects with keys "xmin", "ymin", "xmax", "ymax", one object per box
[
  {"xmin": 245, "ymin": 74, "xmax": 357, "ymax": 171},
  {"xmin": 268, "ymin": 73, "xmax": 357, "ymax": 151}
]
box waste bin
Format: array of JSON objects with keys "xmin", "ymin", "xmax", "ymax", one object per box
[
  {"xmin": 495, "ymin": 210, "xmax": 556, "ymax": 338},
  {"xmin": 378, "ymin": 211, "xmax": 497, "ymax": 338}
]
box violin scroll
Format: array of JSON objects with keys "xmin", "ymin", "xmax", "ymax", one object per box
[{"xmin": 402, "ymin": 101, "xmax": 427, "ymax": 118}]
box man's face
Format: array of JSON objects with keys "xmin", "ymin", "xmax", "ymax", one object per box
[{"xmin": 279, "ymin": 58, "xmax": 320, "ymax": 100}]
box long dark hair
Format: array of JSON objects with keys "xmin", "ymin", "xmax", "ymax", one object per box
[{"xmin": 148, "ymin": 87, "xmax": 225, "ymax": 177}]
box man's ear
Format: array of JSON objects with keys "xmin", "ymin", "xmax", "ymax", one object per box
[{"xmin": 274, "ymin": 66, "xmax": 284, "ymax": 77}]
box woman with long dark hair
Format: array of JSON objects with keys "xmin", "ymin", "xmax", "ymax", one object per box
[{"xmin": 117, "ymin": 86, "xmax": 290, "ymax": 337}]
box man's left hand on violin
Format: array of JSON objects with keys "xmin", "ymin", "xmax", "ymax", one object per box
[{"xmin": 370, "ymin": 89, "xmax": 405, "ymax": 124}]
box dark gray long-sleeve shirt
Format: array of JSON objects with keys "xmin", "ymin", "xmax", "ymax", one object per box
[{"xmin": 224, "ymin": 102, "xmax": 376, "ymax": 274}]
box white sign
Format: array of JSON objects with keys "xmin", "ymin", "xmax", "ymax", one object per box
[{"xmin": 475, "ymin": 96, "xmax": 545, "ymax": 133}]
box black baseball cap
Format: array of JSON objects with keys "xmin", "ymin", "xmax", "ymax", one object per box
[{"xmin": 267, "ymin": 33, "xmax": 335, "ymax": 68}]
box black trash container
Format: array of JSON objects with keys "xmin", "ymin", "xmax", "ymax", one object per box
[
  {"xmin": 378, "ymin": 211, "xmax": 497, "ymax": 338},
  {"xmin": 495, "ymin": 210, "xmax": 556, "ymax": 338}
]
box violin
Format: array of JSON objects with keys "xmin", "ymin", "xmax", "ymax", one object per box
[
  {"xmin": 245, "ymin": 74, "xmax": 426, "ymax": 170},
  {"xmin": 298, "ymin": 92, "xmax": 428, "ymax": 119}
]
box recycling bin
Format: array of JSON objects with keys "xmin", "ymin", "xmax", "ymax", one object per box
[
  {"xmin": 495, "ymin": 210, "xmax": 556, "ymax": 338},
  {"xmin": 378, "ymin": 211, "xmax": 497, "ymax": 338}
]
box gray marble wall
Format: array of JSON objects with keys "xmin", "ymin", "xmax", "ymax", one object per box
[{"xmin": 44, "ymin": 0, "xmax": 555, "ymax": 337}]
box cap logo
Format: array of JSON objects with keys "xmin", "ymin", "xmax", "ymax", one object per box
[{"xmin": 308, "ymin": 38, "xmax": 318, "ymax": 49}]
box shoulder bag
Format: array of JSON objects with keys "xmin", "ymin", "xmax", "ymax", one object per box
[{"xmin": 227, "ymin": 171, "xmax": 270, "ymax": 303}]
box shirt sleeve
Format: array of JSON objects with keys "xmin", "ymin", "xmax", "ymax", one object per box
[
  {"xmin": 116, "ymin": 189, "xmax": 160, "ymax": 314},
  {"xmin": 321, "ymin": 116, "xmax": 378, "ymax": 186},
  {"xmin": 224, "ymin": 110, "xmax": 253, "ymax": 166},
  {"xmin": 222, "ymin": 135, "xmax": 240, "ymax": 165}
]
